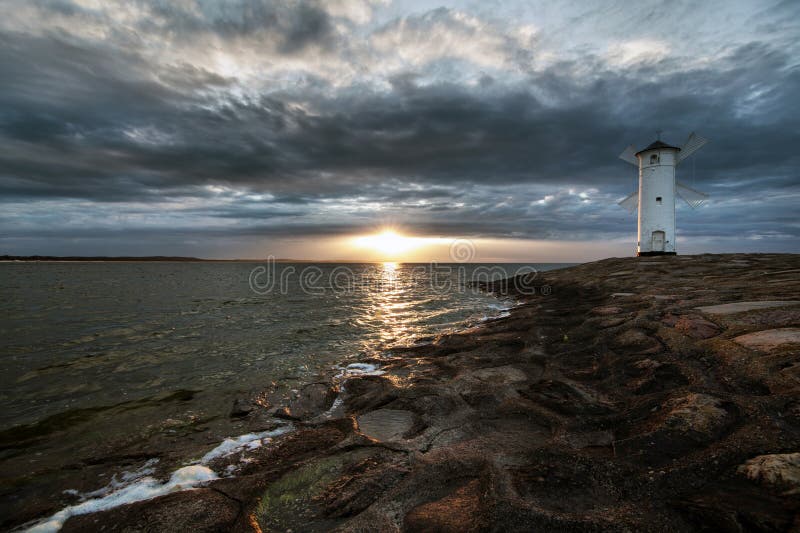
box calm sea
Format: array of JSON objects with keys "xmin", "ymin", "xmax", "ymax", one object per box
[{"xmin": 0, "ymin": 261, "xmax": 570, "ymax": 527}]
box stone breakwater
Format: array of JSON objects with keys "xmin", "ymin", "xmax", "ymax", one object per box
[{"xmin": 55, "ymin": 254, "xmax": 800, "ymax": 531}]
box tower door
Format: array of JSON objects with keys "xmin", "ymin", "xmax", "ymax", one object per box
[{"xmin": 651, "ymin": 231, "xmax": 665, "ymax": 252}]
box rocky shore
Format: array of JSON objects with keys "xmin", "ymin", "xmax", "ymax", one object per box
[{"xmin": 48, "ymin": 254, "xmax": 800, "ymax": 531}]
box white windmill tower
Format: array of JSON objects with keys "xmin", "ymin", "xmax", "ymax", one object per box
[{"xmin": 618, "ymin": 132, "xmax": 709, "ymax": 256}]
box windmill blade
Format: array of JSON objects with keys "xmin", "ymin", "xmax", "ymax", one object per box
[
  {"xmin": 618, "ymin": 190, "xmax": 639, "ymax": 214},
  {"xmin": 618, "ymin": 145, "xmax": 639, "ymax": 166},
  {"xmin": 676, "ymin": 181, "xmax": 709, "ymax": 209},
  {"xmin": 676, "ymin": 132, "xmax": 709, "ymax": 164}
]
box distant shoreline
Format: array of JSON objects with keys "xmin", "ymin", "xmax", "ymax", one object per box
[{"xmin": 2, "ymin": 255, "xmax": 258, "ymax": 262}]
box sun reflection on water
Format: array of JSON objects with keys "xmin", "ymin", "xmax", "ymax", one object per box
[{"xmin": 364, "ymin": 262, "xmax": 414, "ymax": 348}]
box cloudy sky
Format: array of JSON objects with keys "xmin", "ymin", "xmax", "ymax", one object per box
[{"xmin": 1, "ymin": 0, "xmax": 798, "ymax": 261}]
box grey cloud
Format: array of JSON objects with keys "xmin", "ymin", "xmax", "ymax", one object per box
[{"xmin": 4, "ymin": 35, "xmax": 797, "ymax": 198}]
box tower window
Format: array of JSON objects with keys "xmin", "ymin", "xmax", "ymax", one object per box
[
  {"xmin": 656, "ymin": 196, "xmax": 662, "ymax": 204},
  {"xmin": 650, "ymin": 154, "xmax": 659, "ymax": 164}
]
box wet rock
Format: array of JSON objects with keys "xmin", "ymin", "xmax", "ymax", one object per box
[
  {"xmin": 283, "ymin": 383, "xmax": 338, "ymax": 420},
  {"xmin": 673, "ymin": 315, "xmax": 721, "ymax": 339},
  {"xmin": 734, "ymin": 328, "xmax": 800, "ymax": 351},
  {"xmin": 230, "ymin": 398, "xmax": 255, "ymax": 418},
  {"xmin": 509, "ymin": 454, "xmax": 623, "ymax": 516},
  {"xmin": 592, "ymin": 305, "xmax": 624, "ymax": 315},
  {"xmin": 320, "ymin": 456, "xmax": 408, "ymax": 518},
  {"xmin": 628, "ymin": 362, "xmax": 688, "ymax": 395},
  {"xmin": 663, "ymin": 393, "xmax": 729, "ymax": 434},
  {"xmin": 613, "ymin": 328, "xmax": 661, "ymax": 354},
  {"xmin": 343, "ymin": 376, "xmax": 397, "ymax": 413},
  {"xmin": 356, "ymin": 409, "xmax": 415, "ymax": 442},
  {"xmin": 595, "ymin": 316, "xmax": 630, "ymax": 328},
  {"xmin": 523, "ymin": 380, "xmax": 612, "ymax": 415},
  {"xmin": 61, "ymin": 488, "xmax": 239, "ymax": 533},
  {"xmin": 633, "ymin": 358, "xmax": 661, "ymax": 370},
  {"xmin": 273, "ymin": 406, "xmax": 296, "ymax": 420},
  {"xmin": 467, "ymin": 365, "xmax": 527, "ymax": 384},
  {"xmin": 404, "ymin": 479, "xmax": 485, "ymax": 532},
  {"xmin": 661, "ymin": 314, "xmax": 680, "ymax": 327},
  {"xmin": 608, "ymin": 270, "xmax": 634, "ymax": 277},
  {"xmin": 564, "ymin": 430, "xmax": 614, "ymax": 449},
  {"xmin": 616, "ymin": 393, "xmax": 734, "ymax": 465},
  {"xmin": 696, "ymin": 300, "xmax": 800, "ymax": 315},
  {"xmin": 738, "ymin": 453, "xmax": 800, "ymax": 489},
  {"xmin": 723, "ymin": 307, "xmax": 800, "ymax": 328},
  {"xmin": 253, "ymin": 448, "xmax": 378, "ymax": 532},
  {"xmin": 676, "ymin": 486, "xmax": 796, "ymax": 531}
]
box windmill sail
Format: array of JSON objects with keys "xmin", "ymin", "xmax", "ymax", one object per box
[
  {"xmin": 676, "ymin": 181, "xmax": 708, "ymax": 209},
  {"xmin": 618, "ymin": 191, "xmax": 639, "ymax": 214},
  {"xmin": 618, "ymin": 145, "xmax": 638, "ymax": 166},
  {"xmin": 677, "ymin": 132, "xmax": 708, "ymax": 164}
]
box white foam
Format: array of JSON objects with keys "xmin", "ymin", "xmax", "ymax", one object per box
[
  {"xmin": 25, "ymin": 465, "xmax": 218, "ymax": 533},
  {"xmin": 200, "ymin": 425, "xmax": 292, "ymax": 464},
  {"xmin": 321, "ymin": 393, "xmax": 345, "ymax": 419},
  {"xmin": 324, "ymin": 362, "xmax": 386, "ymax": 418},
  {"xmin": 333, "ymin": 362, "xmax": 385, "ymax": 379},
  {"xmin": 82, "ymin": 458, "xmax": 160, "ymax": 499},
  {"xmin": 479, "ymin": 310, "xmax": 510, "ymax": 321}
]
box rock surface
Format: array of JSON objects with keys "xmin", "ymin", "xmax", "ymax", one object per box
[
  {"xmin": 673, "ymin": 315, "xmax": 721, "ymax": 339},
  {"xmin": 43, "ymin": 253, "xmax": 800, "ymax": 532},
  {"xmin": 277, "ymin": 382, "xmax": 338, "ymax": 420},
  {"xmin": 738, "ymin": 453, "xmax": 800, "ymax": 489},
  {"xmin": 662, "ymin": 393, "xmax": 729, "ymax": 434},
  {"xmin": 696, "ymin": 300, "xmax": 800, "ymax": 315},
  {"xmin": 734, "ymin": 327, "xmax": 800, "ymax": 351},
  {"xmin": 357, "ymin": 409, "xmax": 416, "ymax": 442}
]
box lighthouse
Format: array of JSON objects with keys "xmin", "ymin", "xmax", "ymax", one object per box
[{"xmin": 618, "ymin": 132, "xmax": 709, "ymax": 256}]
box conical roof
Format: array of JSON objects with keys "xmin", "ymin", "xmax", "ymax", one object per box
[{"xmin": 635, "ymin": 139, "xmax": 680, "ymax": 156}]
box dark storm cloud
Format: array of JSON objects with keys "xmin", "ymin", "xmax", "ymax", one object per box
[
  {"xmin": 0, "ymin": 0, "xmax": 799, "ymax": 252},
  {"xmin": 139, "ymin": 0, "xmax": 337, "ymax": 53}
]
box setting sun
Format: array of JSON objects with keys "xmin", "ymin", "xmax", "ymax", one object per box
[{"xmin": 353, "ymin": 230, "xmax": 422, "ymax": 257}]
